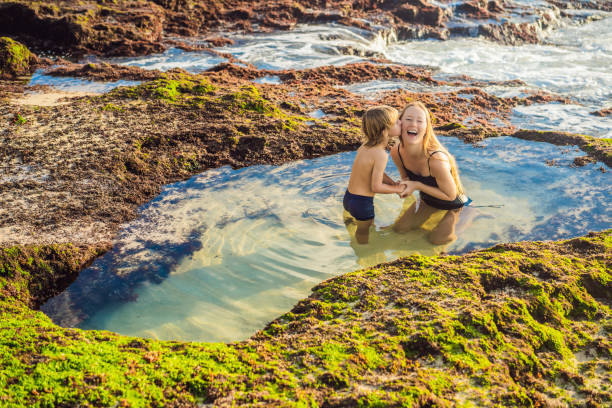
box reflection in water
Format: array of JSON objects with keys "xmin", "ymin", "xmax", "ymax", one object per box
[
  {"xmin": 42, "ymin": 137, "xmax": 611, "ymax": 342},
  {"xmin": 346, "ymin": 195, "xmax": 448, "ymax": 267}
]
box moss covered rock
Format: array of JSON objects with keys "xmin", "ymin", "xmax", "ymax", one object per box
[
  {"xmin": 0, "ymin": 37, "xmax": 38, "ymax": 78},
  {"xmin": 0, "ymin": 231, "xmax": 610, "ymax": 407}
]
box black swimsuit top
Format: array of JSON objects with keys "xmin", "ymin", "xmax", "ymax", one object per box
[{"xmin": 396, "ymin": 147, "xmax": 467, "ymax": 210}]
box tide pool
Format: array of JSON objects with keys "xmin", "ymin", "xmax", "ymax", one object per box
[{"xmin": 42, "ymin": 136, "xmax": 611, "ymax": 342}]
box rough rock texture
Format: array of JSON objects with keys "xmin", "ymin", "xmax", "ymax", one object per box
[
  {"xmin": 0, "ymin": 36, "xmax": 38, "ymax": 78},
  {"xmin": 0, "ymin": 4, "xmax": 609, "ymax": 405},
  {"xmin": 0, "ymin": 231, "xmax": 610, "ymax": 406},
  {"xmin": 0, "ymin": 0, "xmax": 166, "ymax": 57},
  {"xmin": 0, "ymin": 0, "xmax": 610, "ymax": 58}
]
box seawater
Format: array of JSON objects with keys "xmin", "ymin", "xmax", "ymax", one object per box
[
  {"xmin": 42, "ymin": 137, "xmax": 611, "ymax": 342},
  {"xmin": 386, "ymin": 17, "xmax": 612, "ymax": 138},
  {"xmin": 31, "ymin": 17, "xmax": 612, "ymax": 139}
]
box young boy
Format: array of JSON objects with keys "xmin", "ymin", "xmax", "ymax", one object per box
[{"xmin": 343, "ymin": 106, "xmax": 408, "ymax": 244}]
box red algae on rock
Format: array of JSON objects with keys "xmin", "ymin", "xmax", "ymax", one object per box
[{"xmin": 590, "ymin": 108, "xmax": 612, "ymax": 117}]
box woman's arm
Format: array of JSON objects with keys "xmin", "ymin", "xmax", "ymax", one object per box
[
  {"xmin": 413, "ymin": 156, "xmax": 457, "ymax": 201},
  {"xmin": 382, "ymin": 172, "xmax": 397, "ymax": 185}
]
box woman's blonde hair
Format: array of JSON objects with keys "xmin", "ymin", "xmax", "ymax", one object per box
[
  {"xmin": 362, "ymin": 105, "xmax": 398, "ymax": 147},
  {"xmin": 400, "ymin": 101, "xmax": 464, "ymax": 195}
]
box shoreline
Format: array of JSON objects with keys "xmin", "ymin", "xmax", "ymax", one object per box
[
  {"xmin": 1, "ymin": 62, "xmax": 609, "ymax": 315},
  {"xmin": 2, "ymin": 0, "xmax": 611, "ymax": 60}
]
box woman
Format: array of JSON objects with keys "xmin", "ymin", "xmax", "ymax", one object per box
[{"xmin": 390, "ymin": 101, "xmax": 470, "ymax": 244}]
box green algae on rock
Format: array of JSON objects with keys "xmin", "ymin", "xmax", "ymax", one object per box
[
  {"xmin": 0, "ymin": 244, "xmax": 109, "ymax": 308},
  {"xmin": 0, "ymin": 37, "xmax": 37, "ymax": 78},
  {"xmin": 0, "ymin": 231, "xmax": 610, "ymax": 407},
  {"xmin": 0, "ymin": 68, "xmax": 359, "ymax": 247}
]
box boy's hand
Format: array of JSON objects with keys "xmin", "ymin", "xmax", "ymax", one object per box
[
  {"xmin": 398, "ymin": 180, "xmax": 417, "ymax": 198},
  {"xmin": 396, "ymin": 182, "xmax": 407, "ymax": 197}
]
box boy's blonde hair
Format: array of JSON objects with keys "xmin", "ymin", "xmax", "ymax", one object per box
[
  {"xmin": 400, "ymin": 101, "xmax": 465, "ymax": 195},
  {"xmin": 362, "ymin": 105, "xmax": 398, "ymax": 147}
]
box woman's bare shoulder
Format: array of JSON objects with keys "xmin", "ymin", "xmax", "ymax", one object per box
[
  {"xmin": 429, "ymin": 153, "xmax": 452, "ymax": 176},
  {"xmin": 428, "ymin": 150, "xmax": 450, "ymax": 163}
]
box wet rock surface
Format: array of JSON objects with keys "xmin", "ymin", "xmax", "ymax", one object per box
[
  {"xmin": 0, "ymin": 0, "xmax": 610, "ymax": 58},
  {"xmin": 591, "ymin": 107, "xmax": 612, "ymax": 117},
  {"xmin": 0, "ymin": 231, "xmax": 610, "ymax": 406}
]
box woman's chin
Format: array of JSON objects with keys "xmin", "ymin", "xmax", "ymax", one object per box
[{"xmin": 403, "ymin": 135, "xmax": 421, "ymax": 144}]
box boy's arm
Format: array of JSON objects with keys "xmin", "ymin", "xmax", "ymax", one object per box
[{"xmin": 371, "ymin": 151, "xmax": 404, "ymax": 194}]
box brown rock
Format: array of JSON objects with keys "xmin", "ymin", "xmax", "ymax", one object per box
[
  {"xmin": 395, "ymin": 4, "xmax": 419, "ymax": 22},
  {"xmin": 572, "ymin": 156, "xmax": 596, "ymax": 167},
  {"xmin": 590, "ymin": 108, "xmax": 611, "ymax": 117},
  {"xmin": 0, "ymin": 1, "xmax": 166, "ymax": 57},
  {"xmin": 487, "ymin": 0, "xmax": 504, "ymax": 13},
  {"xmin": 395, "ymin": 2, "xmax": 445, "ymax": 26},
  {"xmin": 223, "ymin": 7, "xmax": 253, "ymax": 20},
  {"xmin": 456, "ymin": 0, "xmax": 494, "ymax": 19}
]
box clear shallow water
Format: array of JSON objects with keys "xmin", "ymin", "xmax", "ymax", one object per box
[
  {"xmin": 35, "ymin": 18, "xmax": 612, "ymax": 342},
  {"xmin": 42, "ymin": 137, "xmax": 611, "ymax": 342},
  {"xmin": 341, "ymin": 80, "xmax": 458, "ymax": 99},
  {"xmin": 511, "ymin": 104, "xmax": 612, "ymax": 138}
]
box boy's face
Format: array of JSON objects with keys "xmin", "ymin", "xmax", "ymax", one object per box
[{"xmin": 388, "ymin": 117, "xmax": 401, "ymax": 139}]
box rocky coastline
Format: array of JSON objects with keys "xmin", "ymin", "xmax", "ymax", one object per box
[{"xmin": 1, "ymin": 1, "xmax": 611, "ymax": 406}]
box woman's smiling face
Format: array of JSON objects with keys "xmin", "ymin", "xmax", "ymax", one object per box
[{"xmin": 401, "ymin": 105, "xmax": 427, "ymax": 146}]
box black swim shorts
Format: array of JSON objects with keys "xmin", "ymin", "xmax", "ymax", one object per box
[{"xmin": 343, "ymin": 190, "xmax": 375, "ymax": 221}]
